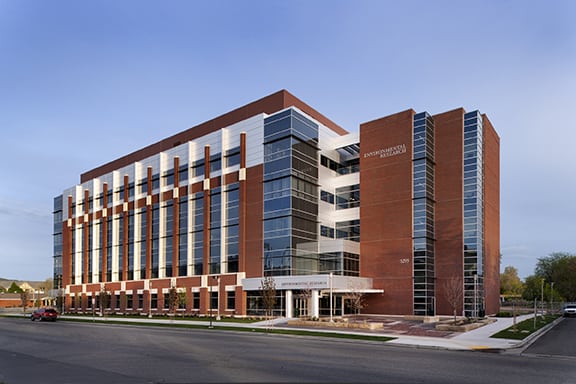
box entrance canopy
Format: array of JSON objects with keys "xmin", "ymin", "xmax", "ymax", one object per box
[{"xmin": 242, "ymin": 274, "xmax": 383, "ymax": 294}]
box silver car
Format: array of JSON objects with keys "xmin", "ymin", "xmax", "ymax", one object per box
[{"xmin": 563, "ymin": 304, "xmax": 576, "ymax": 317}]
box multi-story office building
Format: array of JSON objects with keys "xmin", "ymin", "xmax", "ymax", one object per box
[{"xmin": 53, "ymin": 90, "xmax": 500, "ymax": 318}]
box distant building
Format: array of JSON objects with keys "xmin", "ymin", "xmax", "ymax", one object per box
[
  {"xmin": 0, "ymin": 293, "xmax": 33, "ymax": 309},
  {"xmin": 53, "ymin": 90, "xmax": 500, "ymax": 318}
]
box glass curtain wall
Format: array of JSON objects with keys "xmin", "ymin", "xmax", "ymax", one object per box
[
  {"xmin": 209, "ymin": 187, "xmax": 222, "ymax": 274},
  {"xmin": 463, "ymin": 111, "xmax": 485, "ymax": 317},
  {"xmin": 178, "ymin": 196, "xmax": 188, "ymax": 276},
  {"xmin": 412, "ymin": 112, "xmax": 436, "ymax": 316},
  {"xmin": 191, "ymin": 192, "xmax": 204, "ymax": 275},
  {"xmin": 163, "ymin": 200, "xmax": 174, "ymax": 277},
  {"xmin": 225, "ymin": 183, "xmax": 240, "ymax": 273},
  {"xmin": 137, "ymin": 208, "xmax": 147, "ymax": 278},
  {"xmin": 53, "ymin": 196, "xmax": 63, "ymax": 291},
  {"xmin": 263, "ymin": 109, "xmax": 319, "ymax": 276}
]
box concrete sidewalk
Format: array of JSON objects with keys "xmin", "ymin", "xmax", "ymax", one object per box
[
  {"xmin": 267, "ymin": 314, "xmax": 547, "ymax": 351},
  {"xmin": 9, "ymin": 311, "xmax": 557, "ymax": 352},
  {"xmin": 387, "ymin": 314, "xmax": 539, "ymax": 351}
]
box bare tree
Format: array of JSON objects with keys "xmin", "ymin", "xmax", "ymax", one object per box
[
  {"xmin": 168, "ymin": 286, "xmax": 180, "ymax": 316},
  {"xmin": 260, "ymin": 276, "xmax": 277, "ymax": 320},
  {"xmin": 39, "ymin": 278, "xmax": 53, "ymax": 295},
  {"xmin": 99, "ymin": 287, "xmax": 110, "ymax": 317},
  {"xmin": 298, "ymin": 284, "xmax": 312, "ymax": 319},
  {"xmin": 20, "ymin": 291, "xmax": 29, "ymax": 316},
  {"xmin": 178, "ymin": 291, "xmax": 187, "ymax": 313},
  {"xmin": 443, "ymin": 276, "xmax": 463, "ymax": 324},
  {"xmin": 344, "ymin": 284, "xmax": 366, "ymax": 322}
]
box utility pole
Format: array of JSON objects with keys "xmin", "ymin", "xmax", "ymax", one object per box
[
  {"xmin": 148, "ymin": 280, "xmax": 153, "ymax": 318},
  {"xmin": 541, "ymin": 278, "xmax": 544, "ymax": 317},
  {"xmin": 473, "ymin": 274, "xmax": 478, "ymax": 320},
  {"xmin": 551, "ymin": 282, "xmax": 555, "ymax": 314},
  {"xmin": 216, "ymin": 276, "xmax": 221, "ymax": 321},
  {"xmin": 329, "ymin": 273, "xmax": 333, "ymax": 322},
  {"xmin": 209, "ymin": 280, "xmax": 213, "ymax": 329}
]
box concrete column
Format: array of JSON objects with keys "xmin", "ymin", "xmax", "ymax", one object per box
[
  {"xmin": 311, "ymin": 290, "xmax": 320, "ymax": 319},
  {"xmin": 285, "ymin": 290, "xmax": 293, "ymax": 318}
]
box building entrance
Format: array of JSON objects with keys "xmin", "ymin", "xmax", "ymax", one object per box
[{"xmin": 294, "ymin": 297, "xmax": 309, "ymax": 318}]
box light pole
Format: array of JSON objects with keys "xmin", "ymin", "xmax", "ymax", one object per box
[
  {"xmin": 216, "ymin": 276, "xmax": 221, "ymax": 321},
  {"xmin": 473, "ymin": 274, "xmax": 478, "ymax": 320},
  {"xmin": 541, "ymin": 278, "xmax": 545, "ymax": 317},
  {"xmin": 551, "ymin": 282, "xmax": 555, "ymax": 313},
  {"xmin": 329, "ymin": 273, "xmax": 333, "ymax": 322},
  {"xmin": 148, "ymin": 280, "xmax": 153, "ymax": 319},
  {"xmin": 209, "ymin": 278, "xmax": 214, "ymax": 329}
]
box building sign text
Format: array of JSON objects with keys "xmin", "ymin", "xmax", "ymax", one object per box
[{"xmin": 363, "ymin": 144, "xmax": 407, "ymax": 159}]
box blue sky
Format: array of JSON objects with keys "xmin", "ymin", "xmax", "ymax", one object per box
[{"xmin": 0, "ymin": 0, "xmax": 574, "ymax": 281}]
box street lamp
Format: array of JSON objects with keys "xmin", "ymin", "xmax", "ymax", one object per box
[
  {"xmin": 551, "ymin": 282, "xmax": 555, "ymax": 313},
  {"xmin": 329, "ymin": 273, "xmax": 333, "ymax": 323},
  {"xmin": 473, "ymin": 274, "xmax": 478, "ymax": 320},
  {"xmin": 541, "ymin": 278, "xmax": 545, "ymax": 317},
  {"xmin": 209, "ymin": 276, "xmax": 218, "ymax": 329},
  {"xmin": 216, "ymin": 276, "xmax": 221, "ymax": 321},
  {"xmin": 148, "ymin": 280, "xmax": 153, "ymax": 319}
]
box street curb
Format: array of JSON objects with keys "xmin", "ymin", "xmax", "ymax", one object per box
[
  {"xmin": 501, "ymin": 316, "xmax": 564, "ymax": 353},
  {"xmin": 519, "ymin": 316, "xmax": 564, "ymax": 345}
]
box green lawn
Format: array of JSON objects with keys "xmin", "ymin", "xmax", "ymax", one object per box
[
  {"xmin": 56, "ymin": 317, "xmax": 396, "ymax": 342},
  {"xmin": 491, "ymin": 315, "xmax": 559, "ymax": 340},
  {"xmin": 63, "ymin": 312, "xmax": 261, "ymax": 323}
]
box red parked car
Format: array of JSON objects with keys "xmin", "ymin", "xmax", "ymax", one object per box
[{"xmin": 30, "ymin": 308, "xmax": 58, "ymax": 321}]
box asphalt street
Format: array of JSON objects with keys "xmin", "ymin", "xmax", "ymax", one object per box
[
  {"xmin": 0, "ymin": 317, "xmax": 575, "ymax": 383},
  {"xmin": 523, "ymin": 317, "xmax": 576, "ymax": 358}
]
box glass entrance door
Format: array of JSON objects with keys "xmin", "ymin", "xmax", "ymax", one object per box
[{"xmin": 294, "ymin": 297, "xmax": 308, "ymax": 318}]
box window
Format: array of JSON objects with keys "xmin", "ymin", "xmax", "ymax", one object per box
[
  {"xmin": 151, "ymin": 174, "xmax": 160, "ymax": 191},
  {"xmin": 320, "ymin": 225, "xmax": 335, "ymax": 239},
  {"xmin": 179, "ymin": 164, "xmax": 188, "ymax": 184},
  {"xmin": 320, "ymin": 190, "xmax": 334, "ymax": 204},
  {"xmin": 163, "ymin": 170, "xmax": 174, "ymax": 187},
  {"xmin": 210, "ymin": 153, "xmax": 221, "ymax": 173},
  {"xmin": 336, "ymin": 220, "xmax": 360, "ymax": 242},
  {"xmin": 193, "ymin": 292, "xmax": 200, "ymax": 309},
  {"xmin": 335, "ymin": 184, "xmax": 360, "ymax": 210},
  {"xmin": 210, "ymin": 291, "xmax": 218, "ymax": 312},
  {"xmin": 320, "ymin": 155, "xmax": 360, "ymax": 175},
  {"xmin": 227, "ymin": 291, "xmax": 236, "ymax": 310},
  {"xmin": 191, "ymin": 159, "xmax": 204, "ymax": 178},
  {"xmin": 226, "ymin": 146, "xmax": 241, "ymax": 167}
]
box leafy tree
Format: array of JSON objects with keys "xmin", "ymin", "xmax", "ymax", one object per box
[
  {"xmin": 7, "ymin": 282, "xmax": 23, "ymax": 293},
  {"xmin": 534, "ymin": 252, "xmax": 576, "ymax": 302},
  {"xmin": 522, "ymin": 275, "xmax": 543, "ymax": 301},
  {"xmin": 500, "ymin": 266, "xmax": 524, "ymax": 296}
]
